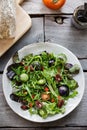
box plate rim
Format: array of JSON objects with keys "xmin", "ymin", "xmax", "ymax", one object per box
[{"xmin": 2, "ymin": 42, "xmax": 85, "ymax": 123}]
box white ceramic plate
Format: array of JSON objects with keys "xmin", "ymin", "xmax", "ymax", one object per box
[{"xmin": 3, "ymin": 42, "xmax": 85, "ymax": 123}]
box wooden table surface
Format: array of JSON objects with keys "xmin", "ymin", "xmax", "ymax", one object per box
[{"xmin": 0, "ymin": 0, "xmax": 87, "ymax": 129}]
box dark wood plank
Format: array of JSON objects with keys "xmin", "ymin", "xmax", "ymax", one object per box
[
  {"xmin": 0, "ymin": 73, "xmax": 87, "ymax": 127},
  {"xmin": 0, "ymin": 17, "xmax": 44, "ymax": 72},
  {"xmin": 0, "ymin": 75, "xmax": 2, "ymax": 93},
  {"xmin": 80, "ymin": 59, "xmax": 87, "ymax": 71},
  {"xmin": 45, "ymin": 15, "xmax": 87, "ymax": 59},
  {"xmin": 0, "ymin": 129, "xmax": 34, "ymax": 130},
  {"xmin": 0, "ymin": 128, "xmax": 87, "ymax": 130}
]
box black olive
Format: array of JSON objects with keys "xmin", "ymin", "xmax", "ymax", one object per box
[
  {"xmin": 32, "ymin": 62, "xmax": 42, "ymax": 71},
  {"xmin": 43, "ymin": 50, "xmax": 48, "ymax": 53},
  {"xmin": 6, "ymin": 63, "xmax": 21, "ymax": 80},
  {"xmin": 48, "ymin": 59, "xmax": 55, "ymax": 67},
  {"xmin": 6, "ymin": 70, "xmax": 15, "ymax": 80},
  {"xmin": 10, "ymin": 93, "xmax": 20, "ymax": 102},
  {"xmin": 58, "ymin": 85, "xmax": 69, "ymax": 97},
  {"xmin": 20, "ymin": 100, "xmax": 28, "ymax": 105},
  {"xmin": 65, "ymin": 63, "xmax": 73, "ymax": 70},
  {"xmin": 16, "ymin": 81, "xmax": 22, "ymax": 86},
  {"xmin": 7, "ymin": 63, "xmax": 20, "ymax": 72}
]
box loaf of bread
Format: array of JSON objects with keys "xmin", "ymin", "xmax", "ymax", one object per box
[{"xmin": 0, "ymin": 0, "xmax": 16, "ymax": 39}]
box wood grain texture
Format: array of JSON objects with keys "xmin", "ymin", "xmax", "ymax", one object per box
[
  {"xmin": 22, "ymin": 0, "xmax": 87, "ymax": 14},
  {"xmin": 0, "ymin": 15, "xmax": 87, "ymax": 71},
  {"xmin": 0, "ymin": 0, "xmax": 87, "ymax": 129},
  {"xmin": 80, "ymin": 59, "xmax": 87, "ymax": 71},
  {"xmin": 0, "ymin": 73, "xmax": 86, "ymax": 127},
  {"xmin": 45, "ymin": 15, "xmax": 87, "ymax": 58},
  {"xmin": 0, "ymin": 17, "xmax": 44, "ymax": 72},
  {"xmin": 0, "ymin": 128, "xmax": 87, "ymax": 130}
]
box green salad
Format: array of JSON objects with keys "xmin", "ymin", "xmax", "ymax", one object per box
[{"xmin": 6, "ymin": 51, "xmax": 80, "ymax": 118}]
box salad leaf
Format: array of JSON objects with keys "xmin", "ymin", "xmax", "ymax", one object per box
[{"xmin": 7, "ymin": 51, "xmax": 80, "ymax": 119}]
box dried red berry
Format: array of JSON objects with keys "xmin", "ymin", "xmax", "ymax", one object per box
[
  {"xmin": 29, "ymin": 103, "xmax": 33, "ymax": 108},
  {"xmin": 35, "ymin": 100, "xmax": 43, "ymax": 109},
  {"xmin": 58, "ymin": 99, "xmax": 64, "ymax": 108},
  {"xmin": 24, "ymin": 66, "xmax": 29, "ymax": 70},
  {"xmin": 30, "ymin": 65, "xmax": 34, "ymax": 71},
  {"xmin": 55, "ymin": 74, "xmax": 62, "ymax": 82},
  {"xmin": 21, "ymin": 105, "xmax": 28, "ymax": 110}
]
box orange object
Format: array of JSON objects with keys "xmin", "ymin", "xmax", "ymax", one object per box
[
  {"xmin": 51, "ymin": 98, "xmax": 55, "ymax": 103},
  {"xmin": 32, "ymin": 94, "xmax": 35, "ymax": 99},
  {"xmin": 24, "ymin": 66, "xmax": 29, "ymax": 71},
  {"xmin": 43, "ymin": 0, "xmax": 66, "ymax": 10},
  {"xmin": 29, "ymin": 103, "xmax": 33, "ymax": 108},
  {"xmin": 58, "ymin": 95, "xmax": 62, "ymax": 100},
  {"xmin": 41, "ymin": 93, "xmax": 50, "ymax": 101},
  {"xmin": 44, "ymin": 87, "xmax": 49, "ymax": 92}
]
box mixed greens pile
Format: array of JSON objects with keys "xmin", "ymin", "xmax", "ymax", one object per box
[{"xmin": 6, "ymin": 51, "xmax": 80, "ymax": 118}]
